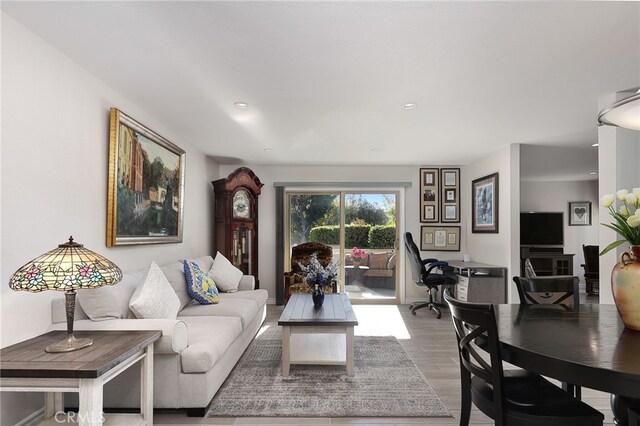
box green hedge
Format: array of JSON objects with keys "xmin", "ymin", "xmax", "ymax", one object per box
[
  {"xmin": 369, "ymin": 225, "xmax": 396, "ymax": 248},
  {"xmin": 308, "ymin": 224, "xmax": 396, "ymax": 249}
]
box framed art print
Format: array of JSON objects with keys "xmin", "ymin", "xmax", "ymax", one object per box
[
  {"xmin": 441, "ymin": 168, "xmax": 460, "ymax": 223},
  {"xmin": 107, "ymin": 107, "xmax": 186, "ymax": 246},
  {"xmin": 472, "ymin": 172, "xmax": 498, "ymax": 233},
  {"xmin": 420, "ymin": 226, "xmax": 461, "ymax": 251},
  {"xmin": 569, "ymin": 201, "xmax": 592, "ymax": 226},
  {"xmin": 420, "ymin": 168, "xmax": 439, "ymax": 222}
]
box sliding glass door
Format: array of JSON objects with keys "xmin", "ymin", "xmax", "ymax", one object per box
[{"xmin": 285, "ymin": 191, "xmax": 399, "ymax": 303}]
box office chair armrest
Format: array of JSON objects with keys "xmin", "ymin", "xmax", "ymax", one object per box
[
  {"xmin": 421, "ymin": 258, "xmax": 439, "ymax": 265},
  {"xmin": 425, "ymin": 261, "xmax": 449, "ymax": 274}
]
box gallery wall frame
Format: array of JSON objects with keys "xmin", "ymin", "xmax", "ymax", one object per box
[
  {"xmin": 420, "ymin": 226, "xmax": 461, "ymax": 251},
  {"xmin": 471, "ymin": 172, "xmax": 499, "ymax": 233},
  {"xmin": 569, "ymin": 201, "xmax": 592, "ymax": 226},
  {"xmin": 107, "ymin": 107, "xmax": 186, "ymax": 246},
  {"xmin": 441, "ymin": 168, "xmax": 460, "ymax": 223},
  {"xmin": 420, "ymin": 168, "xmax": 439, "ymax": 222}
]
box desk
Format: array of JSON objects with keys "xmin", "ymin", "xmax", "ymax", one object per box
[
  {"xmin": 1, "ymin": 330, "xmax": 160, "ymax": 425},
  {"xmin": 494, "ymin": 304, "xmax": 640, "ymax": 423},
  {"xmin": 442, "ymin": 260, "xmax": 507, "ymax": 304}
]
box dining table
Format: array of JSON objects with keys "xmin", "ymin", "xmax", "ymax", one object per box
[{"xmin": 494, "ymin": 303, "xmax": 640, "ymax": 424}]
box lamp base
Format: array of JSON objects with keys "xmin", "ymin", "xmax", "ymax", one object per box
[{"xmin": 45, "ymin": 334, "xmax": 93, "ymax": 353}]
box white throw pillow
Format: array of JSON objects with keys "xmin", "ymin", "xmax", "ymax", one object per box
[
  {"xmin": 129, "ymin": 261, "xmax": 181, "ymax": 319},
  {"xmin": 208, "ymin": 252, "xmax": 243, "ymax": 293}
]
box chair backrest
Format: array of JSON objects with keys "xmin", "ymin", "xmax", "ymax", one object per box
[
  {"xmin": 290, "ymin": 242, "xmax": 333, "ymax": 273},
  {"xmin": 404, "ymin": 232, "xmax": 426, "ymax": 283},
  {"xmin": 582, "ymin": 245, "xmax": 599, "ymax": 274},
  {"xmin": 512, "ymin": 276, "xmax": 579, "ymax": 306},
  {"xmin": 443, "ymin": 289, "xmax": 506, "ymax": 425}
]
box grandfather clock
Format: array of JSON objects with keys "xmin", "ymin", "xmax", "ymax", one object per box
[{"xmin": 212, "ymin": 168, "xmax": 263, "ymax": 288}]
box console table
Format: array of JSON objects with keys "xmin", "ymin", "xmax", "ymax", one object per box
[{"xmin": 1, "ymin": 330, "xmax": 160, "ymax": 426}]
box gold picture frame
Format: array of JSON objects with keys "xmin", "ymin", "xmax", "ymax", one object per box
[{"xmin": 107, "ymin": 108, "xmax": 186, "ymax": 246}]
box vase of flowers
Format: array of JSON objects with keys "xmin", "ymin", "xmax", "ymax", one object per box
[
  {"xmin": 298, "ymin": 252, "xmax": 339, "ymax": 307},
  {"xmin": 600, "ymin": 188, "xmax": 640, "ymax": 331},
  {"xmin": 351, "ymin": 247, "xmax": 366, "ymax": 267}
]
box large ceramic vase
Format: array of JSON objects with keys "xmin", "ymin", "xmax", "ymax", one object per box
[
  {"xmin": 312, "ymin": 285, "xmax": 325, "ymax": 307},
  {"xmin": 611, "ymin": 245, "xmax": 640, "ymax": 331}
]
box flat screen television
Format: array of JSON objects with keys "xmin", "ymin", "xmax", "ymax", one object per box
[{"xmin": 520, "ymin": 212, "xmax": 564, "ymax": 246}]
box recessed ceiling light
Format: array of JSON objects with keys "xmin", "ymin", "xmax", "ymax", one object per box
[
  {"xmin": 403, "ymin": 103, "xmax": 417, "ymax": 110},
  {"xmin": 264, "ymin": 148, "xmax": 272, "ymax": 152},
  {"xmin": 592, "ymin": 143, "xmax": 599, "ymax": 147},
  {"xmin": 234, "ymin": 101, "xmax": 248, "ymax": 109},
  {"xmin": 589, "ymin": 171, "xmax": 597, "ymax": 175}
]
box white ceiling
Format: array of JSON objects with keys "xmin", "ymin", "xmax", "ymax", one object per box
[{"xmin": 2, "ymin": 1, "xmax": 639, "ymax": 167}]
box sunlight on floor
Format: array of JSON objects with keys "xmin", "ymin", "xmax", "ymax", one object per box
[
  {"xmin": 256, "ymin": 324, "xmax": 270, "ymax": 338},
  {"xmin": 352, "ymin": 305, "xmax": 411, "ymax": 340}
]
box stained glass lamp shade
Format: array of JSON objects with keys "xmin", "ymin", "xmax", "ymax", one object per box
[{"xmin": 9, "ymin": 237, "xmax": 122, "ymax": 352}]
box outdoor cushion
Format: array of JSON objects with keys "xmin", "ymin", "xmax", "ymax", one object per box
[
  {"xmin": 180, "ymin": 316, "xmax": 242, "ymax": 373},
  {"xmin": 368, "ymin": 252, "xmax": 390, "ymax": 270},
  {"xmin": 365, "ymin": 269, "xmax": 394, "ymax": 278},
  {"xmin": 179, "ymin": 297, "xmax": 258, "ymax": 328}
]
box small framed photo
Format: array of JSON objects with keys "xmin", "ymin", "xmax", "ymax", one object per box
[
  {"xmin": 569, "ymin": 201, "xmax": 592, "ymax": 226},
  {"xmin": 472, "ymin": 172, "xmax": 499, "ymax": 233},
  {"xmin": 420, "ymin": 226, "xmax": 461, "ymax": 251},
  {"xmin": 420, "ymin": 168, "xmax": 439, "ymax": 222},
  {"xmin": 441, "ymin": 168, "xmax": 460, "ymax": 223},
  {"xmin": 424, "ymin": 205, "xmax": 435, "ymax": 221}
]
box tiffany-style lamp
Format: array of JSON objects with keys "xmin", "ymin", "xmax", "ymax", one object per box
[{"xmin": 9, "ymin": 236, "xmax": 122, "ymax": 353}]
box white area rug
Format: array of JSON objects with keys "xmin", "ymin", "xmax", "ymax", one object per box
[{"xmin": 206, "ymin": 323, "xmax": 451, "ymax": 417}]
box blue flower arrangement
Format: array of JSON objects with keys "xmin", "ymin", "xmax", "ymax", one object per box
[{"xmin": 298, "ymin": 252, "xmax": 339, "ymax": 290}]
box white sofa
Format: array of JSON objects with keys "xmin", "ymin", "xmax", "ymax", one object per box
[{"xmin": 49, "ymin": 255, "xmax": 267, "ymax": 416}]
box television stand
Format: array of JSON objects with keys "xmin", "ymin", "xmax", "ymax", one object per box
[{"xmin": 521, "ymin": 247, "xmax": 574, "ymax": 276}]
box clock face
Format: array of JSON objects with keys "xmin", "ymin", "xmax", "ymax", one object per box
[{"xmin": 233, "ymin": 190, "xmax": 250, "ymax": 218}]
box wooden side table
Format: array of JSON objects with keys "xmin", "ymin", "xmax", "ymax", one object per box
[{"xmin": 1, "ymin": 330, "xmax": 161, "ymax": 426}]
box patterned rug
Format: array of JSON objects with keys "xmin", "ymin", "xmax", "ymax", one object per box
[{"xmin": 206, "ymin": 323, "xmax": 451, "ymax": 417}]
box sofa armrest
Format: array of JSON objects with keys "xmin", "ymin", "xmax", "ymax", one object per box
[
  {"xmin": 238, "ymin": 275, "xmax": 255, "ymax": 291},
  {"xmin": 48, "ymin": 319, "xmax": 188, "ymax": 355}
]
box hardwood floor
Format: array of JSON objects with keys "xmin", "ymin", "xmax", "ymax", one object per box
[{"xmin": 155, "ymin": 298, "xmax": 615, "ymax": 425}]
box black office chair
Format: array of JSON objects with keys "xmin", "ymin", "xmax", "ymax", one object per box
[
  {"xmin": 513, "ymin": 275, "xmax": 581, "ymax": 399},
  {"xmin": 404, "ymin": 232, "xmax": 456, "ymax": 319},
  {"xmin": 443, "ymin": 289, "xmax": 604, "ymax": 426}
]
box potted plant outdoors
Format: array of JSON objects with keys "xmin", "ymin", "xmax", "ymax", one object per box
[
  {"xmin": 600, "ymin": 188, "xmax": 640, "ymax": 331},
  {"xmin": 351, "ymin": 247, "xmax": 367, "ymax": 267},
  {"xmin": 298, "ymin": 252, "xmax": 339, "ymax": 307}
]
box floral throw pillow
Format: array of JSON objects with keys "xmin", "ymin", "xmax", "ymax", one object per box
[{"xmin": 183, "ymin": 260, "xmax": 220, "ymax": 304}]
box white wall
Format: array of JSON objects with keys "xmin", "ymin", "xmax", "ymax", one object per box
[
  {"xmin": 520, "ymin": 180, "xmax": 599, "ymax": 280},
  {"xmin": 464, "ymin": 144, "xmax": 520, "ymax": 302},
  {"xmin": 218, "ymin": 164, "xmax": 465, "ymax": 304},
  {"xmin": 1, "ymin": 15, "xmax": 217, "ymax": 425}
]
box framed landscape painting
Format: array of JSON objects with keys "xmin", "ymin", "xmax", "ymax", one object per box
[
  {"xmin": 107, "ymin": 108, "xmax": 186, "ymax": 246},
  {"xmin": 472, "ymin": 172, "xmax": 498, "ymax": 233}
]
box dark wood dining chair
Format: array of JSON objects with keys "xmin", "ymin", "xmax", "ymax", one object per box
[
  {"xmin": 443, "ymin": 289, "xmax": 604, "ymax": 426},
  {"xmin": 513, "ymin": 275, "xmax": 579, "ymax": 307},
  {"xmin": 582, "ymin": 244, "xmax": 600, "ymax": 295},
  {"xmin": 512, "ymin": 275, "xmax": 581, "ymax": 398}
]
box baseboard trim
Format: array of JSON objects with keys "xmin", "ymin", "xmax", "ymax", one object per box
[
  {"xmin": 267, "ymin": 298, "xmax": 276, "ymax": 305},
  {"xmin": 15, "ymin": 408, "xmax": 43, "ymax": 426}
]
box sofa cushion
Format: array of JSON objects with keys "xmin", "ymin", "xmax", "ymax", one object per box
[
  {"xmin": 129, "ymin": 262, "xmax": 181, "ymax": 320},
  {"xmin": 180, "ymin": 316, "xmax": 243, "ymax": 373},
  {"xmin": 365, "ymin": 269, "xmax": 394, "ymax": 278},
  {"xmin": 179, "ymin": 297, "xmax": 258, "ymax": 329},
  {"xmin": 184, "ymin": 260, "xmax": 220, "ymax": 305},
  {"xmin": 161, "ymin": 256, "xmax": 214, "ymax": 310},
  {"xmin": 218, "ymin": 289, "xmax": 268, "ymax": 308},
  {"xmin": 77, "ymin": 267, "xmax": 145, "ymax": 321},
  {"xmin": 208, "ymin": 252, "xmax": 243, "ymax": 293},
  {"xmin": 368, "ymin": 252, "xmax": 390, "ymax": 270}
]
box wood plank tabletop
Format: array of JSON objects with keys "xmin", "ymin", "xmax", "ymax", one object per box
[
  {"xmin": 278, "ymin": 293, "xmax": 358, "ymax": 326},
  {"xmin": 1, "ymin": 330, "xmax": 161, "ymax": 379}
]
